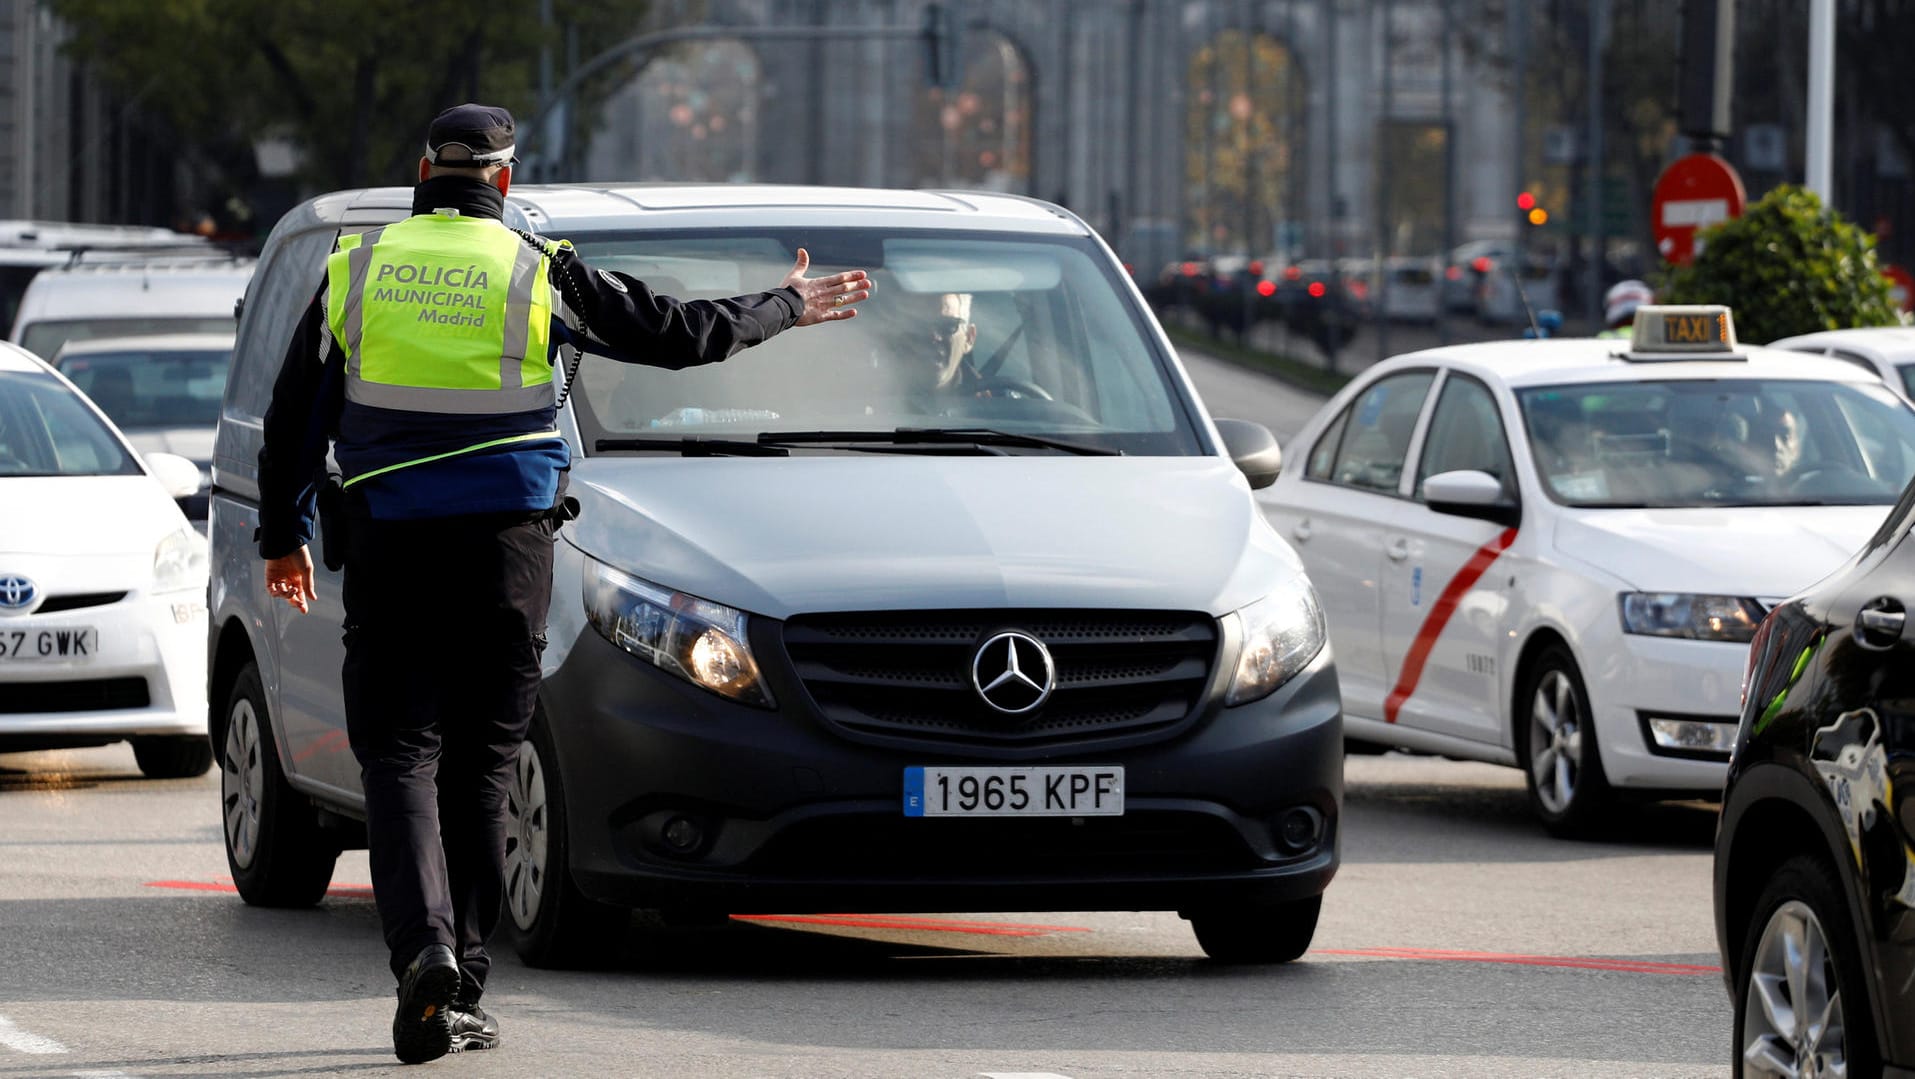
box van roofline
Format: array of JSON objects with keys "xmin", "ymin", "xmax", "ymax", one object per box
[{"xmin": 296, "ymin": 183, "xmax": 1093, "ymax": 238}]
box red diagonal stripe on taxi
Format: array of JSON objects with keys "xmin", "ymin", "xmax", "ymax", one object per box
[{"xmin": 1383, "ymin": 527, "xmax": 1519, "ymax": 724}]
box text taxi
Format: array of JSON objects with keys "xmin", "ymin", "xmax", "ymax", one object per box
[{"xmin": 1262, "ymin": 306, "xmax": 1915, "ymax": 834}]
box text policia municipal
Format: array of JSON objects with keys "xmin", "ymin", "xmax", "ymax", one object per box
[{"xmin": 373, "ymin": 261, "xmax": 492, "ymax": 328}]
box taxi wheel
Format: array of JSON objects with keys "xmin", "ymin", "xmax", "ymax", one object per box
[
  {"xmin": 1515, "ymin": 646, "xmax": 1612, "ymax": 838},
  {"xmin": 222, "ymin": 662, "xmax": 338, "ymax": 907},
  {"xmin": 131, "ymin": 735, "xmax": 214, "ymax": 779},
  {"xmin": 1186, "ymin": 895, "xmax": 1321, "ymax": 964},
  {"xmin": 505, "ymin": 707, "xmax": 630, "ymax": 969},
  {"xmin": 1733, "ymin": 855, "xmax": 1879, "ymax": 1079}
]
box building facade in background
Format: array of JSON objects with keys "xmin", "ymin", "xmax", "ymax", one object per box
[{"xmin": 0, "ymin": 2, "xmax": 180, "ymax": 227}]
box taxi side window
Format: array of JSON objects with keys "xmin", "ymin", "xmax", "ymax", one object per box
[
  {"xmin": 1416, "ymin": 373, "xmax": 1513, "ymax": 492},
  {"xmin": 1325, "ymin": 371, "xmax": 1434, "ymax": 493},
  {"xmin": 1305, "ymin": 409, "xmax": 1349, "ymax": 480}
]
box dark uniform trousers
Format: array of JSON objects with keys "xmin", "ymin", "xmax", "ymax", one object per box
[{"xmin": 340, "ymin": 508, "xmax": 556, "ymax": 995}]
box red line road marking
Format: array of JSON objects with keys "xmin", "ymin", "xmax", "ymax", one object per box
[
  {"xmin": 1319, "ymin": 946, "xmax": 1719, "ymax": 976},
  {"xmin": 1383, "ymin": 527, "xmax": 1520, "ymax": 724},
  {"xmin": 147, "ymin": 879, "xmax": 374, "ymax": 900}
]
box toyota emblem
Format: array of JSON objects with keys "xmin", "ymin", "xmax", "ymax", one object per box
[
  {"xmin": 0, "ymin": 575, "xmax": 36, "ymax": 612},
  {"xmin": 970, "ymin": 630, "xmax": 1056, "ymax": 715}
]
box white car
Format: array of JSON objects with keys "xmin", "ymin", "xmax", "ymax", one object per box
[
  {"xmin": 51, "ymin": 332, "xmax": 234, "ymax": 527},
  {"xmin": 1261, "ymin": 306, "xmax": 1915, "ymax": 834},
  {"xmin": 0, "ymin": 340, "xmax": 212, "ymax": 777},
  {"xmin": 1768, "ymin": 326, "xmax": 1915, "ymax": 402}
]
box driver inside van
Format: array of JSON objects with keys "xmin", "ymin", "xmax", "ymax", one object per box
[{"xmin": 902, "ymin": 290, "xmax": 983, "ymax": 397}]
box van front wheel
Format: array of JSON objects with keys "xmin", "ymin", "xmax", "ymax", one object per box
[
  {"xmin": 222, "ymin": 663, "xmax": 337, "ymax": 907},
  {"xmin": 1185, "ymin": 895, "xmax": 1321, "ymax": 964},
  {"xmin": 505, "ymin": 707, "xmax": 630, "ymax": 969}
]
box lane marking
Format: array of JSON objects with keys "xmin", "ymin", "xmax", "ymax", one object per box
[
  {"xmin": 0, "ymin": 1014, "xmax": 68, "ymax": 1054},
  {"xmin": 1319, "ymin": 946, "xmax": 1719, "ymax": 976},
  {"xmin": 979, "ymin": 1074, "xmax": 1075, "ymax": 1079},
  {"xmin": 145, "ymin": 879, "xmax": 374, "ymax": 900},
  {"xmin": 72, "ymin": 1071, "xmax": 143, "ymax": 1078},
  {"xmin": 1383, "ymin": 527, "xmax": 1519, "ymax": 724},
  {"xmin": 731, "ymin": 914, "xmax": 1090, "ymax": 937}
]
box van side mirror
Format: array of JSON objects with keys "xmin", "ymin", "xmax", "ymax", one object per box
[
  {"xmin": 1213, "ymin": 418, "xmax": 1281, "ymax": 490},
  {"xmin": 1422, "ymin": 469, "xmax": 1520, "ymax": 527}
]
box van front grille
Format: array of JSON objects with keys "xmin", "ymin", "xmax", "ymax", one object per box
[{"xmin": 782, "ymin": 610, "xmax": 1219, "ymax": 747}]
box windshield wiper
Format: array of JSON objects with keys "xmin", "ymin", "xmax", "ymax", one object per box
[
  {"xmin": 595, "ymin": 436, "xmax": 789, "ymax": 457},
  {"xmin": 754, "ymin": 427, "xmax": 1121, "ymax": 456}
]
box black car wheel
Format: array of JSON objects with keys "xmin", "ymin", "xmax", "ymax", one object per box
[
  {"xmin": 1185, "ymin": 895, "xmax": 1321, "ymax": 964},
  {"xmin": 1516, "ymin": 646, "xmax": 1611, "ymax": 837},
  {"xmin": 131, "ymin": 735, "xmax": 214, "ymax": 779},
  {"xmin": 1734, "ymin": 855, "xmax": 1880, "ymax": 1079},
  {"xmin": 505, "ymin": 706, "xmax": 630, "ymax": 969},
  {"xmin": 221, "ymin": 662, "xmax": 337, "ymax": 907}
]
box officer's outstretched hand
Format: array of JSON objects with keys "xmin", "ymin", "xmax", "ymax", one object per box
[
  {"xmin": 782, "ymin": 248, "xmax": 872, "ymax": 327},
  {"xmin": 265, "ymin": 547, "xmax": 316, "ymax": 614}
]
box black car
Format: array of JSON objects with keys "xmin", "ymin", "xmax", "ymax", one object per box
[{"xmin": 1716, "ymin": 482, "xmax": 1915, "ymax": 1078}]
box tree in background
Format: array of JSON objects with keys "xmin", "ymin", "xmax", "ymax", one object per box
[
  {"xmin": 1659, "ymin": 185, "xmax": 1904, "ymax": 343},
  {"xmin": 50, "ymin": 0, "xmax": 649, "ymax": 227}
]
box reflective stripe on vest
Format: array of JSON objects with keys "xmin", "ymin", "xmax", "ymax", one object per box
[{"xmin": 326, "ymin": 215, "xmax": 554, "ymax": 416}]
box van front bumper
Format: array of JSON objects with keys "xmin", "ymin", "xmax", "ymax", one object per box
[{"xmin": 540, "ymin": 628, "xmax": 1343, "ymax": 914}]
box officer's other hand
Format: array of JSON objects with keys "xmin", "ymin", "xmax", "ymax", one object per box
[
  {"xmin": 265, "ymin": 547, "xmax": 316, "ymax": 614},
  {"xmin": 782, "ymin": 248, "xmax": 872, "ymax": 327}
]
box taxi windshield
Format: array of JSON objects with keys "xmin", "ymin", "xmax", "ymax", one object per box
[
  {"xmin": 567, "ymin": 229, "xmax": 1202, "ymax": 455},
  {"xmin": 1519, "ymin": 378, "xmax": 1915, "ymax": 508},
  {"xmin": 0, "ymin": 370, "xmax": 140, "ymax": 478}
]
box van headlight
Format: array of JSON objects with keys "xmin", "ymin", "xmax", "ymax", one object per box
[
  {"xmin": 152, "ymin": 527, "xmax": 207, "ymax": 594},
  {"xmin": 1619, "ymin": 593, "xmax": 1762, "ymax": 643},
  {"xmin": 1226, "ymin": 578, "xmax": 1327, "ymax": 706},
  {"xmin": 583, "ymin": 559, "xmax": 774, "ymax": 708}
]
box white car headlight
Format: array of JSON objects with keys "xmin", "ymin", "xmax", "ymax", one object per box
[
  {"xmin": 583, "ymin": 559, "xmax": 773, "ymax": 708},
  {"xmin": 1618, "ymin": 593, "xmax": 1762, "ymax": 643},
  {"xmin": 153, "ymin": 527, "xmax": 208, "ymax": 594},
  {"xmin": 1226, "ymin": 578, "xmax": 1327, "ymax": 706}
]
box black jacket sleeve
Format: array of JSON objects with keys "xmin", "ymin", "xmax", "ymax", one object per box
[
  {"xmin": 256, "ymin": 287, "xmax": 340, "ymax": 560},
  {"xmin": 548, "ymin": 243, "xmax": 803, "ymax": 370}
]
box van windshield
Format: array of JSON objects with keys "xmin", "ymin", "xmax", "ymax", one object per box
[
  {"xmin": 569, "ymin": 230, "xmax": 1202, "ymax": 455},
  {"xmin": 21, "ymin": 317, "xmax": 237, "ymax": 363}
]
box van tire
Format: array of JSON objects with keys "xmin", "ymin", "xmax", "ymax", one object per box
[
  {"xmin": 221, "ymin": 663, "xmax": 337, "ymax": 907},
  {"xmin": 1186, "ymin": 895, "xmax": 1321, "ymax": 964},
  {"xmin": 506, "ymin": 707, "xmax": 630, "ymax": 969},
  {"xmin": 132, "ymin": 735, "xmax": 214, "ymax": 779}
]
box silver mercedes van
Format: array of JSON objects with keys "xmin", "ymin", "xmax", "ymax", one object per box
[{"xmin": 207, "ymin": 184, "xmax": 1341, "ymax": 967}]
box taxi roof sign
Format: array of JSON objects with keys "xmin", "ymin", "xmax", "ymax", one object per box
[{"xmin": 1626, "ymin": 304, "xmax": 1740, "ymax": 358}]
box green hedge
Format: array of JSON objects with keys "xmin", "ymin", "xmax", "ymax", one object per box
[{"xmin": 1658, "ymin": 184, "xmax": 1904, "ymax": 344}]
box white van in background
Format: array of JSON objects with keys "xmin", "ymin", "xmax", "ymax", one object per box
[
  {"xmin": 0, "ymin": 220, "xmax": 220, "ymax": 338},
  {"xmin": 9, "ymin": 256, "xmax": 254, "ymax": 361}
]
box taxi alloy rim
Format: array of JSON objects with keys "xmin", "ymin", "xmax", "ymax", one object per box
[
  {"xmin": 1527, "ymin": 669, "xmax": 1583, "ymax": 815},
  {"xmin": 1744, "ymin": 900, "xmax": 1848, "ymax": 1079},
  {"xmin": 221, "ymin": 699, "xmax": 264, "ymax": 870},
  {"xmin": 504, "ymin": 743, "xmax": 549, "ymax": 932}
]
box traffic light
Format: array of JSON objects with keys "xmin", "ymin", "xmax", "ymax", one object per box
[
  {"xmin": 1518, "ymin": 191, "xmax": 1549, "ymax": 227},
  {"xmin": 922, "ymin": 3, "xmax": 963, "ymax": 92}
]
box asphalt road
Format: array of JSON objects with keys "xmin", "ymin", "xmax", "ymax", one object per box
[{"xmin": 0, "ymin": 349, "xmax": 1734, "ymax": 1078}]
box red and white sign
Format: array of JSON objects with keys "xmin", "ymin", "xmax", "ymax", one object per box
[
  {"xmin": 1885, "ymin": 264, "xmax": 1914, "ymax": 314},
  {"xmin": 1653, "ymin": 153, "xmax": 1748, "ymax": 266}
]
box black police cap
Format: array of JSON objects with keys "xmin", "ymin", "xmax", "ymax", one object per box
[{"xmin": 425, "ymin": 104, "xmax": 517, "ymax": 166}]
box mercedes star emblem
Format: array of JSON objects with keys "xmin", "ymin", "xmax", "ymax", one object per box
[{"xmin": 970, "ymin": 630, "xmax": 1056, "ymax": 715}]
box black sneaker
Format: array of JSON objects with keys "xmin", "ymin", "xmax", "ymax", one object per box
[
  {"xmin": 392, "ymin": 944, "xmax": 459, "ymax": 1065},
  {"xmin": 448, "ymin": 1002, "xmax": 501, "ymax": 1053}
]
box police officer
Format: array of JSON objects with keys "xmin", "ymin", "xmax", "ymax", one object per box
[
  {"xmin": 1598, "ymin": 279, "xmax": 1655, "ymax": 339},
  {"xmin": 255, "ymin": 103, "xmax": 870, "ymax": 1064}
]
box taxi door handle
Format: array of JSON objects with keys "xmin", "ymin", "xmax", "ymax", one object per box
[
  {"xmin": 1292, "ymin": 518, "xmax": 1313, "ymax": 543},
  {"xmin": 1386, "ymin": 537, "xmax": 1410, "ymax": 562}
]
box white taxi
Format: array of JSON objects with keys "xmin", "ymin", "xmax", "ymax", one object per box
[
  {"xmin": 1262, "ymin": 307, "xmax": 1915, "ymax": 834},
  {"xmin": 0, "ymin": 341, "xmax": 212, "ymax": 777}
]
